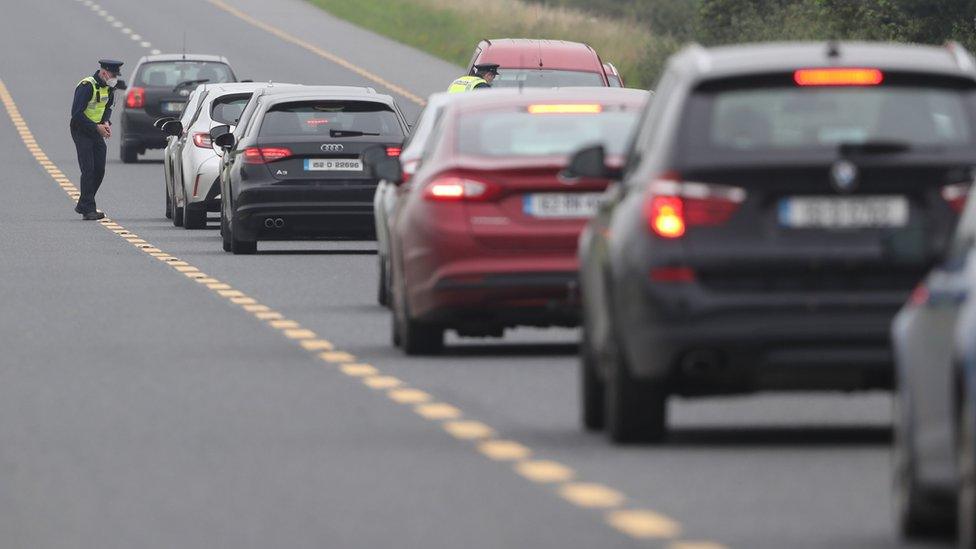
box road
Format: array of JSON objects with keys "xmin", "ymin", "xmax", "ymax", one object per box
[{"xmin": 0, "ymin": 1, "xmax": 947, "ymax": 548}]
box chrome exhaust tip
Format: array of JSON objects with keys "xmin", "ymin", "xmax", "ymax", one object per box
[
  {"xmin": 273, "ymin": 218, "xmax": 285, "ymax": 228},
  {"xmin": 264, "ymin": 218, "xmax": 275, "ymax": 229}
]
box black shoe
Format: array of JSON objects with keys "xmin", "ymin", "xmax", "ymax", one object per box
[
  {"xmin": 74, "ymin": 203, "xmax": 83, "ymax": 214},
  {"xmin": 82, "ymin": 211, "xmax": 106, "ymax": 220}
]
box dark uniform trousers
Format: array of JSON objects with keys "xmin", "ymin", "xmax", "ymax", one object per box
[{"xmin": 70, "ymin": 122, "xmax": 106, "ymax": 213}]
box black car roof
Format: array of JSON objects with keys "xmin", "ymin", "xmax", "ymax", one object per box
[{"xmin": 672, "ymin": 41, "xmax": 976, "ymax": 81}]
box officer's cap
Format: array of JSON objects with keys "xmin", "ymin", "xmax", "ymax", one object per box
[
  {"xmin": 98, "ymin": 59, "xmax": 124, "ymax": 75},
  {"xmin": 474, "ymin": 63, "xmax": 500, "ymax": 75}
]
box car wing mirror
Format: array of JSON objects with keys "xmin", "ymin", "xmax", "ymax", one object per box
[
  {"xmin": 154, "ymin": 117, "xmax": 176, "ymax": 130},
  {"xmin": 209, "ymin": 124, "xmax": 231, "ymax": 141},
  {"xmin": 214, "ymin": 132, "xmax": 236, "ymax": 150},
  {"xmin": 363, "ymin": 145, "xmax": 404, "ymax": 184},
  {"xmin": 161, "ymin": 120, "xmax": 183, "ymax": 137},
  {"xmin": 564, "ymin": 144, "xmax": 622, "ymax": 180},
  {"xmin": 114, "ymin": 79, "xmax": 127, "ymax": 91}
]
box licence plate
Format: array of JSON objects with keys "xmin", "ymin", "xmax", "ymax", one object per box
[
  {"xmin": 161, "ymin": 101, "xmax": 186, "ymax": 114},
  {"xmin": 304, "ymin": 158, "xmax": 363, "ymax": 171},
  {"xmin": 523, "ymin": 192, "xmax": 602, "ymax": 218},
  {"xmin": 778, "ymin": 196, "xmax": 909, "ymax": 228}
]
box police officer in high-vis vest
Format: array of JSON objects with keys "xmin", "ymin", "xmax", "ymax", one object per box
[
  {"xmin": 70, "ymin": 59, "xmax": 124, "ymax": 220},
  {"xmin": 447, "ymin": 63, "xmax": 500, "ymax": 93}
]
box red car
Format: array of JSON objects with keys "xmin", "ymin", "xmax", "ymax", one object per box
[
  {"xmin": 385, "ymin": 88, "xmax": 649, "ymax": 354},
  {"xmin": 468, "ymin": 39, "xmax": 611, "ymax": 88}
]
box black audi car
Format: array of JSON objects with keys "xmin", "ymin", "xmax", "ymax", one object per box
[
  {"xmin": 569, "ymin": 41, "xmax": 976, "ymax": 443},
  {"xmin": 120, "ymin": 54, "xmax": 236, "ymax": 163},
  {"xmin": 212, "ymin": 86, "xmax": 409, "ymax": 254}
]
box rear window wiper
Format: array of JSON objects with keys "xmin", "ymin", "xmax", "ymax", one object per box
[
  {"xmin": 329, "ymin": 129, "xmax": 381, "ymax": 138},
  {"xmin": 838, "ymin": 140, "xmax": 912, "ymax": 155},
  {"xmin": 172, "ymin": 79, "xmax": 209, "ymax": 92}
]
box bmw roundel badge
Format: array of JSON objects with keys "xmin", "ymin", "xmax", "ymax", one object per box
[{"xmin": 830, "ymin": 160, "xmax": 858, "ymax": 193}]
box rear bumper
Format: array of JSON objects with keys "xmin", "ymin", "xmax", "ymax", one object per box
[
  {"xmin": 619, "ymin": 279, "xmax": 904, "ymax": 394},
  {"xmin": 234, "ymin": 185, "xmax": 375, "ymax": 239},
  {"xmin": 410, "ymin": 256, "xmax": 580, "ymax": 331}
]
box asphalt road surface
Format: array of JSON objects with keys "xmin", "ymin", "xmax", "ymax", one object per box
[{"xmin": 0, "ymin": 1, "xmax": 949, "ymax": 548}]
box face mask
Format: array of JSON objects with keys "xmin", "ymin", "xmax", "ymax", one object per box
[{"xmin": 106, "ymin": 77, "xmax": 119, "ymax": 88}]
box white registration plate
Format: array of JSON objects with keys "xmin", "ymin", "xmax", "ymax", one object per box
[
  {"xmin": 778, "ymin": 196, "xmax": 909, "ymax": 229},
  {"xmin": 161, "ymin": 101, "xmax": 186, "ymax": 113},
  {"xmin": 304, "ymin": 158, "xmax": 363, "ymax": 171},
  {"xmin": 523, "ymin": 192, "xmax": 602, "ymax": 219}
]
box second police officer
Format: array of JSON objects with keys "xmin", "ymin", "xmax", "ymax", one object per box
[
  {"xmin": 447, "ymin": 63, "xmax": 500, "ymax": 93},
  {"xmin": 70, "ymin": 59, "xmax": 125, "ymax": 220}
]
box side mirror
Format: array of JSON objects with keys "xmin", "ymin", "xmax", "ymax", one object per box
[
  {"xmin": 161, "ymin": 120, "xmax": 183, "ymax": 137},
  {"xmin": 369, "ymin": 155, "xmax": 403, "ymax": 184},
  {"xmin": 154, "ymin": 117, "xmax": 176, "ymax": 129},
  {"xmin": 115, "ymin": 79, "xmax": 128, "ymax": 91},
  {"xmin": 210, "ymin": 124, "xmax": 231, "ymax": 142},
  {"xmin": 564, "ymin": 144, "xmax": 621, "ymax": 180},
  {"xmin": 214, "ymin": 132, "xmax": 236, "ymax": 150}
]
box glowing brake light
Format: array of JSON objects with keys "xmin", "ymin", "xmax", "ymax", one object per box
[
  {"xmin": 386, "ymin": 146, "xmax": 402, "ymax": 157},
  {"xmin": 243, "ymin": 147, "xmax": 292, "ymax": 164},
  {"xmin": 794, "ymin": 68, "xmax": 884, "ymax": 86},
  {"xmin": 125, "ymin": 87, "xmax": 145, "ymax": 108},
  {"xmin": 643, "ymin": 172, "xmax": 747, "ymax": 239},
  {"xmin": 192, "ymin": 132, "xmax": 212, "ymax": 148},
  {"xmin": 527, "ymin": 104, "xmax": 603, "ymax": 114},
  {"xmin": 424, "ymin": 176, "xmax": 498, "ymax": 201}
]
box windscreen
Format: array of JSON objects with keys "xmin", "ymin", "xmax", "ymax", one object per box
[
  {"xmin": 678, "ymin": 74, "xmax": 976, "ymax": 163},
  {"xmin": 211, "ymin": 94, "xmax": 251, "ymax": 125},
  {"xmin": 259, "ymin": 101, "xmax": 404, "ymax": 138},
  {"xmin": 457, "ymin": 105, "xmax": 639, "ymax": 157},
  {"xmin": 491, "ymin": 69, "xmax": 606, "ymax": 88},
  {"xmin": 135, "ymin": 61, "xmax": 235, "ymax": 87}
]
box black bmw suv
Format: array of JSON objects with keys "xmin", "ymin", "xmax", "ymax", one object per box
[
  {"xmin": 570, "ymin": 41, "xmax": 976, "ymax": 443},
  {"xmin": 213, "ymin": 86, "xmax": 409, "ymax": 254},
  {"xmin": 120, "ymin": 54, "xmax": 236, "ymax": 163}
]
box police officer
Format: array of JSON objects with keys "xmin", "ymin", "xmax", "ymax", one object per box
[
  {"xmin": 70, "ymin": 59, "xmax": 124, "ymax": 220},
  {"xmin": 447, "ymin": 63, "xmax": 500, "ymax": 93}
]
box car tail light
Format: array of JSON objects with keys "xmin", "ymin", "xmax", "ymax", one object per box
[
  {"xmin": 908, "ymin": 283, "xmax": 930, "ymax": 306},
  {"xmin": 192, "ymin": 132, "xmax": 212, "ymax": 148},
  {"xmin": 423, "ymin": 176, "xmax": 499, "ymax": 202},
  {"xmin": 125, "ymin": 87, "xmax": 145, "ymax": 108},
  {"xmin": 942, "ymin": 182, "xmax": 970, "ymax": 214},
  {"xmin": 386, "ymin": 146, "xmax": 402, "ymax": 157},
  {"xmin": 401, "ymin": 159, "xmax": 420, "ymax": 184},
  {"xmin": 794, "ymin": 68, "xmax": 884, "ymax": 86},
  {"xmin": 243, "ymin": 146, "xmax": 292, "ymax": 164},
  {"xmin": 643, "ymin": 172, "xmax": 747, "ymax": 239},
  {"xmin": 650, "ymin": 266, "xmax": 696, "ymax": 283}
]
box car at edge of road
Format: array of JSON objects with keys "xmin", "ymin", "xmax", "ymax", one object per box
[
  {"xmin": 467, "ymin": 38, "xmax": 611, "ymax": 88},
  {"xmin": 160, "ymin": 82, "xmax": 283, "ymax": 229},
  {"xmin": 213, "ymin": 85, "xmax": 409, "ymax": 254},
  {"xmin": 120, "ymin": 53, "xmax": 236, "ymax": 163},
  {"xmin": 380, "ymin": 87, "xmax": 649, "ymax": 355},
  {"xmin": 569, "ymin": 40, "xmax": 976, "ymax": 444}
]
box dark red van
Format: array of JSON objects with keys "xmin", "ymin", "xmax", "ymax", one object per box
[{"xmin": 467, "ymin": 39, "xmax": 610, "ymax": 88}]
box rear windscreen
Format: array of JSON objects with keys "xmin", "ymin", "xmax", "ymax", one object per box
[
  {"xmin": 679, "ymin": 75, "xmax": 976, "ymax": 162},
  {"xmin": 492, "ymin": 69, "xmax": 606, "ymax": 88},
  {"xmin": 211, "ymin": 94, "xmax": 251, "ymax": 125},
  {"xmin": 135, "ymin": 61, "xmax": 234, "ymax": 88},
  {"xmin": 258, "ymin": 101, "xmax": 404, "ymax": 138},
  {"xmin": 457, "ymin": 106, "xmax": 639, "ymax": 157}
]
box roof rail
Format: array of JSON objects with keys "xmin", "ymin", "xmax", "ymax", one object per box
[
  {"xmin": 685, "ymin": 43, "xmax": 711, "ymax": 73},
  {"xmin": 365, "ymin": 87, "xmax": 376, "ymax": 94},
  {"xmin": 947, "ymin": 41, "xmax": 976, "ymax": 72}
]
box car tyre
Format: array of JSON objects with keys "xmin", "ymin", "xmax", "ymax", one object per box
[
  {"xmin": 580, "ymin": 324, "xmax": 605, "ymax": 431},
  {"xmin": 604, "ymin": 337, "xmax": 667, "ymax": 444},
  {"xmin": 220, "ymin": 211, "xmax": 232, "ymax": 253},
  {"xmin": 959, "ymin": 397, "xmax": 976, "ymax": 549},
  {"xmin": 394, "ymin": 276, "xmax": 442, "ymax": 355},
  {"xmin": 231, "ymin": 230, "xmax": 257, "ymax": 255},
  {"xmin": 377, "ymin": 255, "xmax": 389, "ymax": 307},
  {"xmin": 183, "ymin": 200, "xmax": 207, "ymax": 229},
  {"xmin": 171, "ymin": 190, "xmax": 184, "ymax": 227},
  {"xmin": 895, "ymin": 396, "xmax": 953, "ymax": 538},
  {"xmin": 121, "ymin": 142, "xmax": 138, "ymax": 164},
  {"xmin": 165, "ymin": 186, "xmax": 173, "ymax": 219}
]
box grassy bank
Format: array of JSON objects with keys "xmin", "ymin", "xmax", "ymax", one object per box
[{"xmin": 307, "ymin": 0, "xmax": 671, "ymax": 89}]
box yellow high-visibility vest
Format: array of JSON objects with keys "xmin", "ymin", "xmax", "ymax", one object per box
[
  {"xmin": 447, "ymin": 75, "xmax": 489, "ymax": 93},
  {"xmin": 78, "ymin": 76, "xmax": 111, "ymax": 123}
]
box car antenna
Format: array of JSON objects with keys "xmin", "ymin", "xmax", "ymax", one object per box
[
  {"xmin": 182, "ymin": 32, "xmax": 186, "ymax": 60},
  {"xmin": 826, "ymin": 40, "xmax": 841, "ymax": 59}
]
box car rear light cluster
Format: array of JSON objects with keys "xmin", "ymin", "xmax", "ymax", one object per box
[
  {"xmin": 941, "ymin": 182, "xmax": 971, "ymax": 214},
  {"xmin": 386, "ymin": 146, "xmax": 402, "ymax": 157},
  {"xmin": 192, "ymin": 132, "xmax": 212, "ymax": 148},
  {"xmin": 125, "ymin": 87, "xmax": 145, "ymax": 109},
  {"xmin": 243, "ymin": 146, "xmax": 292, "ymax": 164},
  {"xmin": 643, "ymin": 172, "xmax": 747, "ymax": 239},
  {"xmin": 423, "ymin": 176, "xmax": 500, "ymax": 202},
  {"xmin": 794, "ymin": 68, "xmax": 884, "ymax": 87}
]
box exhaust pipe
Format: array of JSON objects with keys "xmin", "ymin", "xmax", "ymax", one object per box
[
  {"xmin": 264, "ymin": 218, "xmax": 275, "ymax": 229},
  {"xmin": 273, "ymin": 218, "xmax": 284, "ymax": 228}
]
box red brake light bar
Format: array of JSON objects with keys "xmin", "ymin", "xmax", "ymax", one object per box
[
  {"xmin": 386, "ymin": 146, "xmax": 402, "ymax": 157},
  {"xmin": 794, "ymin": 68, "xmax": 884, "ymax": 86}
]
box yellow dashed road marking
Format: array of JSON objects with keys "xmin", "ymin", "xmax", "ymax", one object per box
[
  {"xmin": 559, "ymin": 483, "xmax": 625, "ymax": 509},
  {"xmin": 363, "ymin": 376, "xmax": 402, "ymax": 389},
  {"xmin": 607, "ymin": 509, "xmax": 683, "ymax": 539},
  {"xmin": 478, "ymin": 440, "xmax": 532, "ymax": 461},
  {"xmin": 340, "ymin": 364, "xmax": 378, "ymax": 377},
  {"xmin": 515, "ymin": 460, "xmax": 576, "ymax": 483},
  {"xmin": 415, "ymin": 403, "xmax": 462, "ymax": 420},
  {"xmin": 388, "ymin": 388, "xmax": 431, "ymax": 404},
  {"xmin": 443, "ymin": 420, "xmax": 494, "ymax": 440},
  {"xmin": 299, "ymin": 339, "xmax": 333, "ymax": 351}
]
